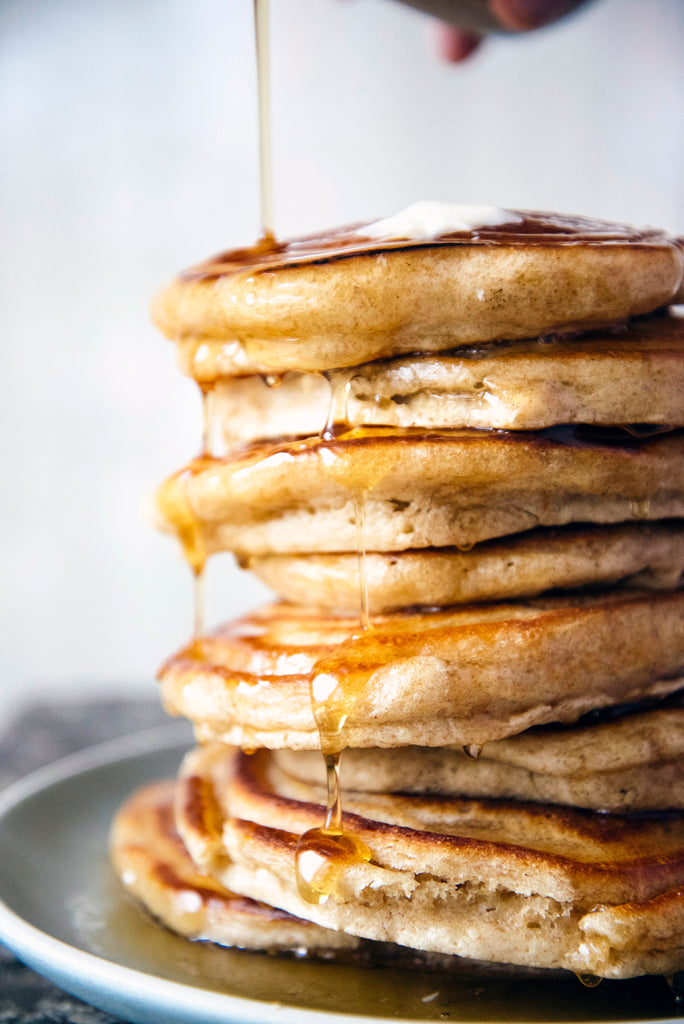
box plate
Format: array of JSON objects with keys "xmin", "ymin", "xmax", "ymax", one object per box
[{"xmin": 0, "ymin": 727, "xmax": 680, "ymax": 1024}]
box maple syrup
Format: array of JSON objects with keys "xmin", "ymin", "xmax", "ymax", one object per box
[
  {"xmin": 295, "ymin": 751, "xmax": 371, "ymax": 905},
  {"xmin": 156, "ymin": 457, "xmax": 218, "ymax": 578},
  {"xmin": 183, "ymin": 212, "xmax": 676, "ymax": 283},
  {"xmin": 160, "ymin": 0, "xmax": 278, "ymax": 635},
  {"xmin": 254, "ymin": 0, "xmax": 274, "ymax": 242},
  {"xmin": 156, "ymin": 456, "xmax": 220, "ymax": 638},
  {"xmin": 322, "ymin": 371, "xmax": 352, "ymax": 441},
  {"xmin": 199, "ymin": 384, "xmax": 214, "ymax": 457},
  {"xmin": 575, "ymin": 974, "xmax": 603, "ymax": 988},
  {"xmin": 249, "ymin": 0, "xmax": 376, "ymax": 897},
  {"xmin": 293, "ymin": 377, "xmax": 390, "ymax": 903}
]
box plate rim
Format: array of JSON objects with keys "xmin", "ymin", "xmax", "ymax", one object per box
[
  {"xmin": 0, "ymin": 725, "xmax": 680, "ymax": 1024},
  {"xmin": 0, "ymin": 725, "xmax": 427, "ymax": 1024}
]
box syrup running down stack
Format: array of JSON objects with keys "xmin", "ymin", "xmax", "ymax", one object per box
[{"xmin": 111, "ymin": 203, "xmax": 684, "ymax": 979}]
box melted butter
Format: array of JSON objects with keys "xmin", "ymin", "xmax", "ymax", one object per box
[{"xmin": 181, "ymin": 211, "xmax": 677, "ymax": 283}]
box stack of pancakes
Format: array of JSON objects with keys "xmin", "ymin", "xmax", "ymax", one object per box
[{"xmin": 111, "ymin": 207, "xmax": 684, "ymax": 981}]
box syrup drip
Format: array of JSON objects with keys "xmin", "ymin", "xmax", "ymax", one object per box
[
  {"xmin": 575, "ymin": 974, "xmax": 603, "ymax": 988},
  {"xmin": 199, "ymin": 384, "xmax": 217, "ymax": 457},
  {"xmin": 296, "ymin": 654, "xmax": 373, "ymax": 905},
  {"xmin": 192, "ymin": 570, "xmax": 205, "ymax": 640},
  {"xmin": 463, "ymin": 744, "xmax": 483, "ymax": 760},
  {"xmin": 322, "ymin": 372, "xmax": 352, "ymax": 440},
  {"xmin": 295, "ymin": 798, "xmax": 372, "ymax": 905},
  {"xmin": 156, "ymin": 457, "xmax": 217, "ymax": 638},
  {"xmin": 295, "ymin": 385, "xmax": 380, "ymax": 904},
  {"xmin": 170, "ymin": 0, "xmax": 294, "ymax": 657},
  {"xmin": 156, "ymin": 459, "xmax": 216, "ymax": 577}
]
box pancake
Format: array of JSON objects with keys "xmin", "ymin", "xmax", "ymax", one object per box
[
  {"xmin": 110, "ymin": 779, "xmax": 358, "ymax": 952},
  {"xmin": 273, "ymin": 694, "xmax": 684, "ymax": 812},
  {"xmin": 111, "ymin": 780, "xmax": 576, "ymax": 976},
  {"xmin": 211, "ymin": 313, "xmax": 684, "ymax": 445},
  {"xmin": 158, "ymin": 591, "xmax": 684, "ymax": 750},
  {"xmin": 175, "ymin": 745, "xmax": 684, "ymax": 978},
  {"xmin": 246, "ymin": 521, "xmax": 684, "ymax": 613},
  {"xmin": 155, "ymin": 427, "xmax": 684, "ymax": 560},
  {"xmin": 150, "ymin": 210, "xmax": 684, "ymax": 375}
]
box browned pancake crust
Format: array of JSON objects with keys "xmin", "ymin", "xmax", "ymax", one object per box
[
  {"xmin": 110, "ymin": 779, "xmax": 358, "ymax": 951},
  {"xmin": 175, "ymin": 745, "xmax": 684, "ymax": 977},
  {"xmin": 158, "ymin": 591, "xmax": 684, "ymax": 750}
]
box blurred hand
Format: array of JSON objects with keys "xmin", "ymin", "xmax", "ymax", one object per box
[{"xmin": 436, "ymin": 0, "xmax": 592, "ymax": 61}]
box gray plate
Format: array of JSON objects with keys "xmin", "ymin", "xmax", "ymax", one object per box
[{"xmin": 0, "ymin": 727, "xmax": 680, "ymax": 1024}]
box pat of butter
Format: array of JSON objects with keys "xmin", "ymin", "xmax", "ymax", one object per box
[{"xmin": 364, "ymin": 201, "xmax": 522, "ymax": 241}]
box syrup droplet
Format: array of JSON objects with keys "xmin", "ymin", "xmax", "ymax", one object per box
[
  {"xmin": 463, "ymin": 744, "xmax": 483, "ymax": 760},
  {"xmin": 575, "ymin": 974, "xmax": 603, "ymax": 988},
  {"xmin": 295, "ymin": 752, "xmax": 371, "ymax": 904},
  {"xmin": 322, "ymin": 372, "xmax": 352, "ymax": 440},
  {"xmin": 295, "ymin": 824, "xmax": 372, "ymax": 905},
  {"xmin": 630, "ymin": 498, "xmax": 651, "ymax": 520}
]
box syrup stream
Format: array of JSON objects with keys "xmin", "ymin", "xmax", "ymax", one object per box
[
  {"xmin": 254, "ymin": 0, "xmax": 274, "ymax": 241},
  {"xmin": 295, "ymin": 379, "xmax": 375, "ymax": 903}
]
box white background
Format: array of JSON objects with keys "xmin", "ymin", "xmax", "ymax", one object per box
[{"xmin": 1, "ymin": 0, "xmax": 683, "ymax": 725}]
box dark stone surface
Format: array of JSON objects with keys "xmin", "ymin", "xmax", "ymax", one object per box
[{"xmin": 0, "ymin": 697, "xmax": 170, "ymax": 1024}]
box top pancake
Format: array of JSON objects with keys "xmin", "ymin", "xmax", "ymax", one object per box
[{"xmin": 151, "ymin": 211, "xmax": 684, "ymax": 374}]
